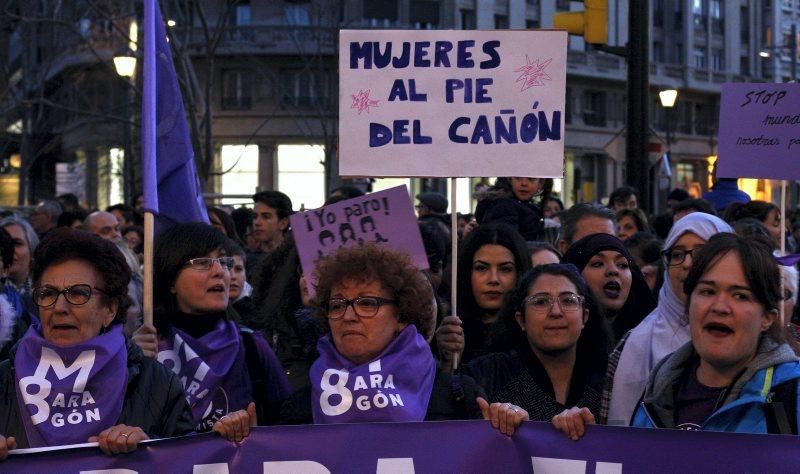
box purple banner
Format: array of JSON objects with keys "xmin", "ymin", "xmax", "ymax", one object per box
[
  {"xmin": 5, "ymin": 421, "xmax": 799, "ymax": 472},
  {"xmin": 290, "ymin": 186, "xmax": 428, "ymax": 294},
  {"xmin": 717, "ymin": 83, "xmax": 800, "ymax": 180}
]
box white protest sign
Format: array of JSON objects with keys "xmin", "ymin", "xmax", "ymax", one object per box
[{"xmin": 338, "ymin": 30, "xmax": 567, "ymax": 178}]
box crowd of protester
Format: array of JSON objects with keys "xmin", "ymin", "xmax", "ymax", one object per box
[{"xmin": 0, "ymin": 177, "xmax": 799, "ymax": 460}]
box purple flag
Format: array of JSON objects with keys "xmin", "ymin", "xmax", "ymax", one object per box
[
  {"xmin": 143, "ymin": 0, "xmax": 209, "ymax": 231},
  {"xmin": 310, "ymin": 325, "xmax": 436, "ymax": 424}
]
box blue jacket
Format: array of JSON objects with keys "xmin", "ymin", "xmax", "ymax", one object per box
[{"xmin": 631, "ymin": 337, "xmax": 800, "ymax": 434}]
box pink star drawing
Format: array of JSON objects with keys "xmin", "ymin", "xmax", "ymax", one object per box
[
  {"xmin": 351, "ymin": 89, "xmax": 380, "ymax": 114},
  {"xmin": 514, "ymin": 56, "xmax": 553, "ymax": 92}
]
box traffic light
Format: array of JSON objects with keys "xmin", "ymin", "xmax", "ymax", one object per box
[{"xmin": 553, "ymin": 0, "xmax": 607, "ymax": 45}]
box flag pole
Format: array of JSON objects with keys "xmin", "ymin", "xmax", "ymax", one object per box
[
  {"xmin": 781, "ymin": 179, "xmax": 787, "ymax": 327},
  {"xmin": 450, "ymin": 177, "xmax": 459, "ymax": 371},
  {"xmin": 143, "ymin": 212, "xmax": 154, "ymax": 326}
]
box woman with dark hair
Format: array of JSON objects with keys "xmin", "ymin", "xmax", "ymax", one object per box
[
  {"xmin": 0, "ymin": 228, "xmax": 193, "ymax": 459},
  {"xmin": 723, "ymin": 200, "xmax": 782, "ymax": 247},
  {"xmin": 207, "ymin": 207, "xmax": 244, "ymax": 246},
  {"xmin": 474, "ymin": 177, "xmax": 552, "ymax": 241},
  {"xmin": 608, "ymin": 186, "xmax": 638, "ymax": 212},
  {"xmin": 616, "ymin": 208, "xmax": 650, "ymax": 242},
  {"xmin": 465, "ymin": 264, "xmax": 611, "ymax": 422},
  {"xmin": 562, "ymin": 233, "xmax": 656, "ymax": 345},
  {"xmin": 278, "ymin": 243, "xmax": 529, "ymax": 435},
  {"xmin": 132, "ymin": 222, "xmax": 290, "ymax": 441},
  {"xmin": 438, "ymin": 224, "xmax": 531, "ymax": 368}
]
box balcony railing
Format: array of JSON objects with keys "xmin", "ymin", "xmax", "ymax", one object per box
[{"xmin": 179, "ymin": 25, "xmax": 338, "ymax": 56}]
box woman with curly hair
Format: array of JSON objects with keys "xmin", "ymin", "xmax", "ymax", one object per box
[{"xmin": 278, "ymin": 243, "xmax": 529, "ymax": 435}]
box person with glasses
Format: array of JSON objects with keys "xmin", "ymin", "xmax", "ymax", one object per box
[
  {"xmin": 278, "ymin": 243, "xmax": 529, "ymax": 436},
  {"xmin": 465, "ymin": 264, "xmax": 611, "ymax": 423},
  {"xmin": 132, "ymin": 223, "xmax": 290, "ymax": 442},
  {"xmin": 606, "ymin": 212, "xmax": 733, "ymax": 426},
  {"xmin": 0, "ymin": 228, "xmax": 193, "ymax": 460}
]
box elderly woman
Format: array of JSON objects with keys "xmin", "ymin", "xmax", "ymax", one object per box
[
  {"xmin": 0, "ymin": 228, "xmax": 193, "ymax": 459},
  {"xmin": 279, "ymin": 244, "xmax": 528, "ymax": 435},
  {"xmin": 133, "ymin": 222, "xmax": 291, "ymax": 441},
  {"xmin": 0, "ymin": 215, "xmax": 39, "ymax": 296},
  {"xmin": 465, "ymin": 264, "xmax": 611, "ymax": 422}
]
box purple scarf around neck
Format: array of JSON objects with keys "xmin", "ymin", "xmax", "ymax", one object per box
[
  {"xmin": 14, "ymin": 324, "xmax": 127, "ymax": 448},
  {"xmin": 310, "ymin": 325, "xmax": 436, "ymax": 424},
  {"xmin": 157, "ymin": 318, "xmax": 242, "ymax": 430}
]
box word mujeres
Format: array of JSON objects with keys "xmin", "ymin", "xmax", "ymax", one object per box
[{"xmin": 350, "ymin": 40, "xmax": 502, "ymax": 70}]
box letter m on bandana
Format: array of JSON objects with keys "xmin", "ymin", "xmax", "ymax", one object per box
[{"xmin": 19, "ymin": 348, "xmax": 95, "ymax": 425}]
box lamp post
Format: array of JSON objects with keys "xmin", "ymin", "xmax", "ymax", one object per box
[
  {"xmin": 113, "ymin": 52, "xmax": 136, "ymax": 205},
  {"xmin": 658, "ymin": 89, "xmax": 678, "ymax": 154}
]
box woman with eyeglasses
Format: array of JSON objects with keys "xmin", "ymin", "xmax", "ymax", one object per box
[
  {"xmin": 132, "ymin": 223, "xmax": 290, "ymax": 442},
  {"xmin": 465, "ymin": 264, "xmax": 611, "ymax": 422},
  {"xmin": 278, "ymin": 243, "xmax": 529, "ymax": 436},
  {"xmin": 0, "ymin": 228, "xmax": 194, "ymax": 460},
  {"xmin": 605, "ymin": 213, "xmax": 733, "ymax": 426}
]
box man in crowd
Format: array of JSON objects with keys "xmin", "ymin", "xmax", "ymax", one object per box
[
  {"xmin": 28, "ymin": 200, "xmax": 61, "ymax": 238},
  {"xmin": 85, "ymin": 211, "xmax": 122, "ymax": 242},
  {"xmin": 249, "ymin": 191, "xmax": 293, "ymax": 276},
  {"xmin": 557, "ymin": 203, "xmax": 617, "ymax": 254},
  {"xmin": 416, "ymin": 192, "xmax": 451, "ymax": 242}
]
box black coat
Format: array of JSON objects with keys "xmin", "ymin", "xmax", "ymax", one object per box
[
  {"xmin": 0, "ymin": 337, "xmax": 195, "ymax": 448},
  {"xmin": 276, "ymin": 368, "xmax": 485, "ymax": 424},
  {"xmin": 464, "ymin": 348, "xmax": 604, "ymax": 422},
  {"xmin": 475, "ymin": 197, "xmax": 544, "ymax": 241}
]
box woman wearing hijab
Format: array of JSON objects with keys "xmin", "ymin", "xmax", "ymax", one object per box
[
  {"xmin": 0, "ymin": 229, "xmax": 193, "ymax": 459},
  {"xmin": 561, "ymin": 233, "xmax": 656, "ymax": 346},
  {"xmin": 605, "ymin": 212, "xmax": 733, "ymax": 426}
]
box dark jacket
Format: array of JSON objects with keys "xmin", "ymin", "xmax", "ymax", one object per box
[
  {"xmin": 0, "ymin": 337, "xmax": 194, "ymax": 448},
  {"xmin": 276, "ymin": 367, "xmax": 485, "ymax": 424},
  {"xmin": 475, "ymin": 197, "xmax": 544, "ymax": 241},
  {"xmin": 464, "ymin": 347, "xmax": 605, "ymax": 422}
]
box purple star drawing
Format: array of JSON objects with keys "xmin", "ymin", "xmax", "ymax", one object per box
[
  {"xmin": 351, "ymin": 89, "xmax": 380, "ymax": 114},
  {"xmin": 514, "ymin": 56, "xmax": 553, "ymax": 92}
]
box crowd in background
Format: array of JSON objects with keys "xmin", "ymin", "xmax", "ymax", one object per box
[{"xmin": 0, "ymin": 173, "xmax": 799, "ymax": 459}]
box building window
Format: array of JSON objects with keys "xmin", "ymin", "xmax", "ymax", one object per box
[
  {"xmin": 694, "ymin": 103, "xmax": 716, "ymax": 135},
  {"xmin": 740, "ymin": 56, "xmax": 750, "ymax": 76},
  {"xmin": 710, "ymin": 0, "xmax": 724, "ymax": 34},
  {"xmin": 740, "ymin": 7, "xmax": 749, "ymax": 43},
  {"xmin": 565, "ymin": 87, "xmax": 572, "ymax": 124},
  {"xmin": 219, "ymin": 145, "xmax": 258, "ymax": 206},
  {"xmin": 409, "ymin": 1, "xmax": 440, "ymax": 29},
  {"xmin": 711, "ymin": 49, "xmax": 725, "ymax": 71},
  {"xmin": 693, "ymin": 47, "xmax": 707, "ymax": 69},
  {"xmin": 526, "ymin": 19, "xmax": 539, "ymax": 29},
  {"xmin": 654, "ymin": 0, "xmax": 664, "ymax": 27},
  {"xmin": 277, "ymin": 144, "xmax": 325, "ymax": 211},
  {"xmin": 671, "ymin": 42, "xmax": 684, "ymax": 64},
  {"xmin": 221, "ymin": 70, "xmax": 253, "ymax": 110},
  {"xmin": 582, "ymin": 91, "xmax": 607, "ymax": 127},
  {"xmin": 653, "ymin": 41, "xmax": 664, "ymax": 63},
  {"xmin": 364, "ymin": 0, "xmax": 398, "ymax": 26},
  {"xmin": 280, "ymin": 69, "xmax": 331, "ymax": 108},
  {"xmin": 228, "ymin": 1, "xmax": 251, "ymax": 26},
  {"xmin": 494, "ymin": 15, "xmax": 509, "ymax": 29},
  {"xmin": 692, "ymin": 0, "xmax": 707, "ymax": 30},
  {"xmin": 284, "ymin": 4, "xmax": 311, "ymax": 26},
  {"xmin": 556, "ymin": 0, "xmax": 570, "ymax": 11},
  {"xmin": 673, "ymin": 2, "xmax": 684, "ymax": 30},
  {"xmin": 460, "ymin": 9, "xmax": 476, "ymax": 29}
]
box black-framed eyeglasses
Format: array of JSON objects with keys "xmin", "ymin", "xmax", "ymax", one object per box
[
  {"xmin": 184, "ymin": 257, "xmax": 234, "ymax": 271},
  {"xmin": 662, "ymin": 247, "xmax": 702, "ymax": 267},
  {"xmin": 32, "ymin": 284, "xmax": 107, "ymax": 307},
  {"xmin": 325, "ymin": 296, "xmax": 397, "ymax": 320},
  {"xmin": 522, "ymin": 293, "xmax": 584, "ymax": 315}
]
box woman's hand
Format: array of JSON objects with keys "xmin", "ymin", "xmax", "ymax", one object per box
[
  {"xmin": 462, "ymin": 219, "xmax": 479, "ymax": 239},
  {"xmin": 0, "ymin": 435, "xmax": 16, "ymax": 461},
  {"xmin": 551, "ymin": 407, "xmax": 595, "ymax": 441},
  {"xmin": 477, "ymin": 397, "xmax": 529, "ymax": 436},
  {"xmin": 436, "ymin": 315, "xmax": 464, "ymax": 372},
  {"xmin": 212, "ymin": 402, "xmax": 257, "ymax": 443},
  {"xmin": 89, "ymin": 424, "xmax": 149, "ymax": 455},
  {"xmin": 132, "ymin": 322, "xmax": 158, "ymax": 359}
]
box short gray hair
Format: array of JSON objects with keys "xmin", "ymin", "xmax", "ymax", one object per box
[{"xmin": 0, "ymin": 215, "xmax": 40, "ymax": 252}]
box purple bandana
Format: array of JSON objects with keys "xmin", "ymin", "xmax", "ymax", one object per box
[
  {"xmin": 14, "ymin": 325, "xmax": 127, "ymax": 448},
  {"xmin": 310, "ymin": 325, "xmax": 436, "ymax": 424},
  {"xmin": 157, "ymin": 319, "xmax": 243, "ymax": 430}
]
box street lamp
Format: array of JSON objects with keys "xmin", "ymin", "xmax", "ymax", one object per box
[
  {"xmin": 659, "ymin": 89, "xmax": 678, "ymax": 153},
  {"xmin": 113, "ymin": 51, "xmax": 136, "ymax": 205}
]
